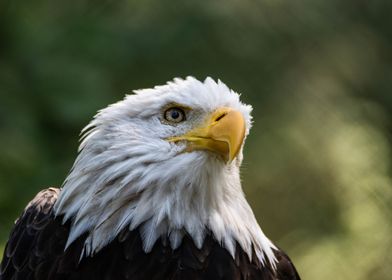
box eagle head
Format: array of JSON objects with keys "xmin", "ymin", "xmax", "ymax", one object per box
[{"xmin": 54, "ymin": 77, "xmax": 276, "ymax": 266}]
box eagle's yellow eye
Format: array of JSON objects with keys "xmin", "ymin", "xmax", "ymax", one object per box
[{"xmin": 164, "ymin": 107, "xmax": 186, "ymax": 123}]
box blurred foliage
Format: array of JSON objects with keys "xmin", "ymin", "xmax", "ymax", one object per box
[{"xmin": 1, "ymin": 0, "xmax": 392, "ymax": 279}]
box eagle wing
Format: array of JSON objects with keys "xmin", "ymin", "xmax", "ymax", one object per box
[
  {"xmin": 0, "ymin": 188, "xmax": 75, "ymax": 279},
  {"xmin": 274, "ymin": 249, "xmax": 301, "ymax": 280}
]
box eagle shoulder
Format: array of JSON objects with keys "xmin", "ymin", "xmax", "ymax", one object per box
[
  {"xmin": 0, "ymin": 188, "xmax": 63, "ymax": 279},
  {"xmin": 274, "ymin": 248, "xmax": 301, "ymax": 280}
]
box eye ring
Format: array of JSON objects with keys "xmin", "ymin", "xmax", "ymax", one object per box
[{"xmin": 164, "ymin": 107, "xmax": 186, "ymax": 123}]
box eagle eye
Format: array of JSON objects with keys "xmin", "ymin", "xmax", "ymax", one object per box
[{"xmin": 164, "ymin": 107, "xmax": 186, "ymax": 123}]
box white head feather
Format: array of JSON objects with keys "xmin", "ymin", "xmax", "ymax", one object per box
[{"xmin": 54, "ymin": 76, "xmax": 277, "ymax": 266}]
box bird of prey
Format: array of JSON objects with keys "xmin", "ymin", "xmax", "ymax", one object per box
[{"xmin": 0, "ymin": 77, "xmax": 300, "ymax": 280}]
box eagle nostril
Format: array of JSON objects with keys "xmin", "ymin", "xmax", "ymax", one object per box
[{"xmin": 215, "ymin": 112, "xmax": 227, "ymax": 122}]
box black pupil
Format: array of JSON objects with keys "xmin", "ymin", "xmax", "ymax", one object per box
[{"xmin": 171, "ymin": 110, "xmax": 180, "ymax": 119}]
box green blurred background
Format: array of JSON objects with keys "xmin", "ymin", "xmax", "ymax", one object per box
[{"xmin": 1, "ymin": 0, "xmax": 392, "ymax": 279}]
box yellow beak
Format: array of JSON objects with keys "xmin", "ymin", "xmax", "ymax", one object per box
[{"xmin": 168, "ymin": 107, "xmax": 246, "ymax": 162}]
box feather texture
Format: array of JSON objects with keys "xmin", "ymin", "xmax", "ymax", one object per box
[{"xmin": 0, "ymin": 188, "xmax": 300, "ymax": 280}]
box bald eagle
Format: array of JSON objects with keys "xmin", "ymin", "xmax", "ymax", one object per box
[{"xmin": 0, "ymin": 77, "xmax": 300, "ymax": 280}]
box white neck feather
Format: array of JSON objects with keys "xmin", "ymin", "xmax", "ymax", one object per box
[{"xmin": 54, "ymin": 140, "xmax": 276, "ymax": 266}]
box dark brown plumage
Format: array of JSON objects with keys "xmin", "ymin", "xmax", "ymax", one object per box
[{"xmin": 0, "ymin": 188, "xmax": 300, "ymax": 280}]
